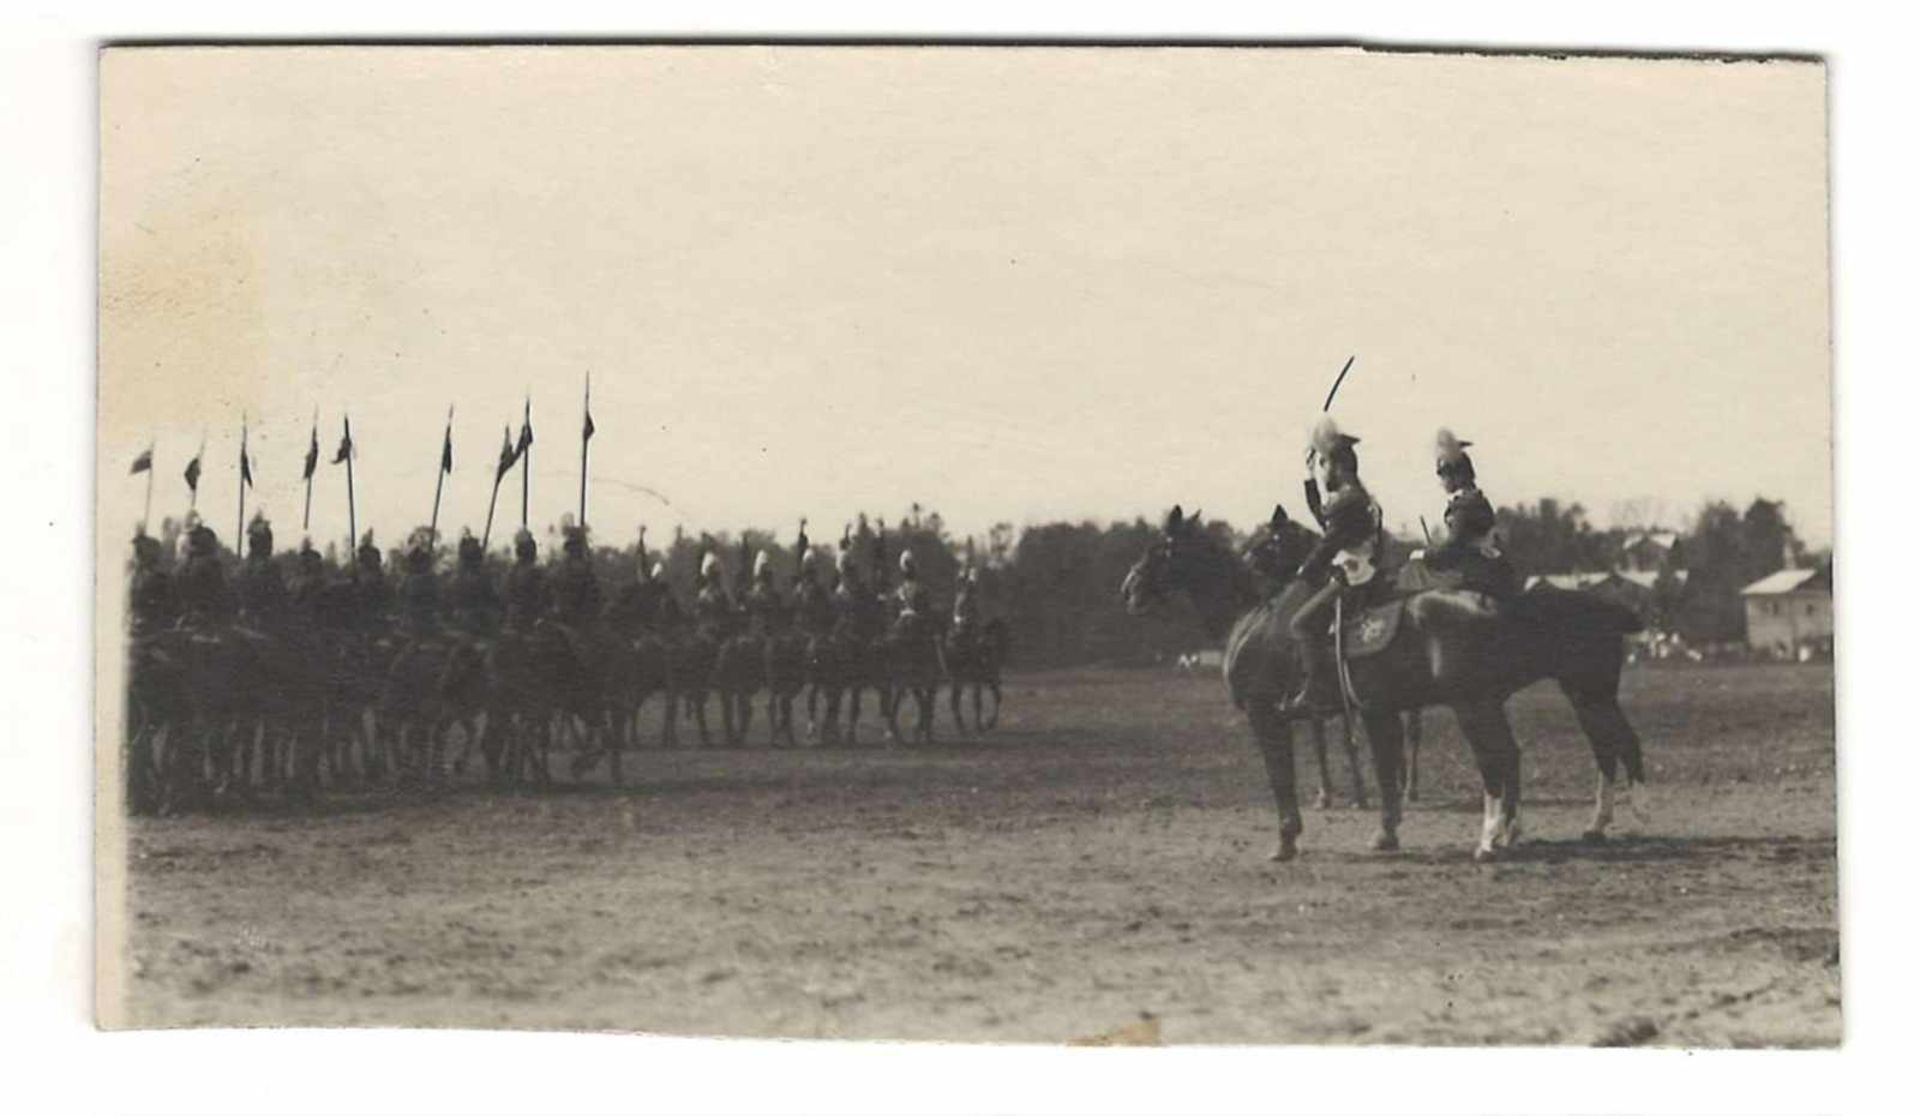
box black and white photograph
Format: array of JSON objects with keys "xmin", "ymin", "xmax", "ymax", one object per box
[{"xmin": 94, "ymin": 43, "xmax": 1835, "ymax": 1049}]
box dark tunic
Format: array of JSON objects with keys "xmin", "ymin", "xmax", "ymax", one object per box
[
  {"xmin": 236, "ymin": 557, "xmax": 290, "ymax": 630},
  {"xmin": 397, "ymin": 569, "xmax": 441, "ymax": 634},
  {"xmin": 745, "ymin": 583, "xmax": 790, "ymax": 635},
  {"xmin": 549, "ymin": 557, "xmax": 601, "ymax": 626},
  {"xmin": 447, "ymin": 565, "xmax": 501, "ymax": 635},
  {"xmin": 1300, "ymin": 476, "xmax": 1383, "ymax": 584},
  {"xmin": 503, "ymin": 562, "xmax": 548, "ymax": 630},
  {"xmin": 177, "ymin": 553, "xmax": 234, "ymax": 626},
  {"xmin": 793, "ymin": 578, "xmax": 835, "ymax": 636},
  {"xmin": 129, "ymin": 566, "xmax": 178, "ymax": 638}
]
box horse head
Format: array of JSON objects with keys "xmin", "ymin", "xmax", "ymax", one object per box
[{"xmin": 1122, "ymin": 504, "xmax": 1220, "ymax": 615}]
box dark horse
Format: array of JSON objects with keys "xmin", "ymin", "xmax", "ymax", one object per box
[
  {"xmin": 943, "ymin": 617, "xmax": 1009, "ymax": 735},
  {"xmin": 881, "ymin": 611, "xmax": 946, "ymax": 746},
  {"xmin": 1122, "ymin": 506, "xmax": 1649, "ymax": 861}
]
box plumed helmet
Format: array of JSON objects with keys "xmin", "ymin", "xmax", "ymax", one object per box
[
  {"xmin": 899, "ymin": 548, "xmax": 917, "ymax": 576},
  {"xmin": 650, "ymin": 562, "xmax": 667, "ymax": 581},
  {"xmin": 1309, "ymin": 414, "xmax": 1361, "ymax": 459},
  {"xmin": 700, "ymin": 550, "xmax": 722, "ymax": 581},
  {"xmin": 836, "ymin": 546, "xmax": 858, "ymax": 576},
  {"xmin": 799, "ymin": 546, "xmax": 820, "ymax": 571},
  {"xmin": 753, "ymin": 550, "xmax": 772, "ymax": 580},
  {"xmin": 1434, "ymin": 427, "xmax": 1476, "ymax": 476},
  {"xmin": 246, "ymin": 511, "xmax": 273, "ymax": 552}
]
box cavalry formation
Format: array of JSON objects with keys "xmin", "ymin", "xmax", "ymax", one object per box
[{"xmin": 121, "ymin": 514, "xmax": 1009, "ymax": 815}]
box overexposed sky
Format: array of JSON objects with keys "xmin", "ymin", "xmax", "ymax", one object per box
[{"xmin": 98, "ymin": 46, "xmax": 1831, "ymax": 551}]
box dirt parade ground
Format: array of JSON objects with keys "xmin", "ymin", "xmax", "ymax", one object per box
[{"xmin": 111, "ymin": 662, "xmax": 1838, "ymax": 1046}]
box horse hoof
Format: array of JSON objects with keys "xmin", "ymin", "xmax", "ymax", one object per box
[
  {"xmin": 1369, "ymin": 830, "xmax": 1399, "ymax": 853},
  {"xmin": 1268, "ymin": 840, "xmax": 1298, "ymax": 863},
  {"xmin": 1472, "ymin": 846, "xmax": 1498, "ymax": 863}
]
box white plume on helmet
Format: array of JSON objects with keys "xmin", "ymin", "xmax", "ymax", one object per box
[
  {"xmin": 1434, "ymin": 427, "xmax": 1474, "ymax": 466},
  {"xmin": 753, "ymin": 550, "xmax": 772, "ymax": 578},
  {"xmin": 700, "ymin": 551, "xmax": 721, "ymax": 579},
  {"xmin": 1309, "ymin": 414, "xmax": 1360, "ymax": 458},
  {"xmin": 899, "ymin": 548, "xmax": 917, "ymax": 575}
]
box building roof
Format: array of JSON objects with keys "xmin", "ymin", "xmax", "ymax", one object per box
[
  {"xmin": 1523, "ymin": 568, "xmax": 1686, "ymax": 592},
  {"xmin": 1740, "ymin": 567, "xmax": 1831, "ymax": 596}
]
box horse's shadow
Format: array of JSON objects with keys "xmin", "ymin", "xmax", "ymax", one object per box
[{"xmin": 1310, "ymin": 832, "xmax": 1834, "ymax": 868}]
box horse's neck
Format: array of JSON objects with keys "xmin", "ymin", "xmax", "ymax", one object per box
[{"xmin": 1185, "ymin": 545, "xmax": 1257, "ymax": 641}]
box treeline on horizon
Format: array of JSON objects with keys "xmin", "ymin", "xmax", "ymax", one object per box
[{"xmin": 139, "ymin": 496, "xmax": 1825, "ymax": 669}]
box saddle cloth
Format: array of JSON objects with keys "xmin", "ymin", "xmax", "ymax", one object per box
[{"xmin": 1337, "ymin": 597, "xmax": 1404, "ymax": 660}]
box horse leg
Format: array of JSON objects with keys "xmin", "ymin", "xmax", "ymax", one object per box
[
  {"xmin": 1357, "ymin": 710, "xmax": 1405, "ymax": 852},
  {"xmin": 985, "ymin": 679, "xmax": 1001, "ymax": 730},
  {"xmin": 738, "ymin": 689, "xmax": 755, "ymax": 746},
  {"xmin": 692, "ymin": 693, "xmax": 713, "ymax": 748},
  {"xmin": 1244, "ymin": 703, "xmax": 1304, "ymax": 861},
  {"xmin": 949, "ymin": 683, "xmax": 967, "ymax": 736},
  {"xmin": 846, "ymin": 686, "xmax": 863, "ymax": 747},
  {"xmin": 1561, "ymin": 686, "xmax": 1648, "ymax": 838},
  {"xmin": 1309, "ymin": 718, "xmax": 1333, "ymax": 809},
  {"xmin": 1450, "ymin": 702, "xmax": 1521, "ymax": 860},
  {"xmin": 1402, "ymin": 709, "xmax": 1423, "ymax": 805}
]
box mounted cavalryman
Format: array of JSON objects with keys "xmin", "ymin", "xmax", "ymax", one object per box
[
  {"xmin": 744, "ymin": 549, "xmax": 790, "ymax": 638},
  {"xmin": 549, "ymin": 522, "xmax": 602, "ymax": 627},
  {"xmin": 1277, "ymin": 415, "xmax": 1387, "ymax": 719},
  {"xmin": 447, "ymin": 529, "xmax": 501, "ymax": 636},
  {"xmin": 792, "ymin": 521, "xmax": 836, "ymax": 637},
  {"xmin": 1426, "ymin": 428, "xmax": 1518, "ymax": 600},
  {"xmin": 351, "ymin": 529, "xmax": 392, "ymax": 628},
  {"xmin": 128, "ymin": 529, "xmax": 178, "ymax": 638},
  {"xmin": 235, "ymin": 512, "xmax": 289, "ymax": 632},
  {"xmin": 177, "ymin": 518, "xmax": 234, "ymax": 628},
  {"xmin": 693, "ymin": 547, "xmax": 735, "ymax": 637},
  {"xmin": 396, "ymin": 526, "xmax": 442, "ymax": 636},
  {"xmin": 503, "ymin": 528, "xmax": 547, "ymax": 631}
]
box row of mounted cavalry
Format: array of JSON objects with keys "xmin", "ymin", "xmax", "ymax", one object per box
[{"xmin": 122, "ymin": 517, "xmax": 1009, "ymax": 815}]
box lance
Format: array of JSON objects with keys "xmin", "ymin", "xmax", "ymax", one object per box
[
  {"xmin": 579, "ymin": 373, "xmax": 594, "ymax": 528},
  {"xmin": 187, "ymin": 431, "xmax": 205, "ymax": 512},
  {"xmin": 482, "ymin": 424, "xmax": 512, "ymax": 552},
  {"xmin": 236, "ymin": 415, "xmax": 249, "ymax": 547},
  {"xmin": 136, "ymin": 442, "xmax": 154, "ymax": 532},
  {"xmin": 339, "ymin": 415, "xmax": 358, "ymax": 555},
  {"xmin": 519, "ymin": 396, "xmax": 532, "ymax": 531},
  {"xmin": 429, "ymin": 404, "xmax": 454, "ymax": 540},
  {"xmin": 302, "ymin": 408, "xmax": 318, "ymax": 532}
]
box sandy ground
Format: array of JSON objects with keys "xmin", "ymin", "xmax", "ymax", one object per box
[{"xmin": 112, "ymin": 663, "xmax": 1838, "ymax": 1046}]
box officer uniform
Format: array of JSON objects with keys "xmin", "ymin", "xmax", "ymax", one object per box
[
  {"xmin": 1427, "ymin": 428, "xmax": 1518, "ymax": 599},
  {"xmin": 1279, "ymin": 416, "xmax": 1386, "ymax": 719}
]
